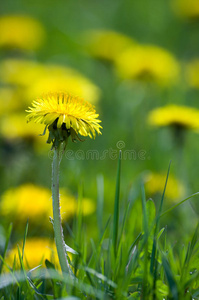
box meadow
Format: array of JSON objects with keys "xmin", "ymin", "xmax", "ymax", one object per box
[{"xmin": 0, "ymin": 0, "xmax": 199, "ymax": 299}]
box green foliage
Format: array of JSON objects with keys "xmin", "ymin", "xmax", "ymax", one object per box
[{"xmin": 1, "ymin": 157, "xmax": 199, "ymax": 299}]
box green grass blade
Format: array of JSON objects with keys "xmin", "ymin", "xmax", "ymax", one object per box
[
  {"xmin": 141, "ymin": 184, "xmax": 148, "ymax": 300},
  {"xmin": 180, "ymin": 223, "xmax": 199, "ymax": 285},
  {"xmin": 22, "ymin": 219, "xmax": 29, "ymax": 261},
  {"xmin": 160, "ymin": 192, "xmax": 199, "ymax": 218},
  {"xmin": 117, "ymin": 200, "xmax": 130, "ymax": 251},
  {"xmin": 83, "ymin": 266, "xmax": 117, "ymax": 289},
  {"xmin": 150, "ymin": 162, "xmax": 171, "ymax": 277},
  {"xmin": 113, "ymin": 150, "xmax": 121, "ymax": 257},
  {"xmin": 128, "ymin": 232, "xmax": 142, "ymax": 256},
  {"xmin": 141, "ymin": 184, "xmax": 148, "ymax": 235},
  {"xmin": 97, "ymin": 174, "xmax": 104, "ymax": 236},
  {"xmin": 0, "ymin": 254, "xmax": 19, "ymax": 287},
  {"xmin": 17, "ymin": 246, "xmax": 28, "ymax": 280},
  {"xmin": 162, "ymin": 256, "xmax": 178, "ymax": 300},
  {"xmin": 74, "ymin": 183, "xmax": 84, "ymax": 251},
  {"xmin": 157, "ymin": 161, "xmax": 171, "ymax": 225},
  {"xmin": 0, "ymin": 223, "xmax": 12, "ymax": 274},
  {"xmin": 152, "ymin": 250, "xmax": 159, "ymax": 300},
  {"xmin": 99, "ymin": 216, "xmax": 111, "ymax": 246}
]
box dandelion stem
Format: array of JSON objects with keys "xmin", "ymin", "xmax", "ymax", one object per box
[{"xmin": 52, "ymin": 145, "xmax": 70, "ymax": 274}]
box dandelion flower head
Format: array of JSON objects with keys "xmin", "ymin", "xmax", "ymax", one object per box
[
  {"xmin": 0, "ymin": 59, "xmax": 100, "ymax": 105},
  {"xmin": 148, "ymin": 105, "xmax": 199, "ymax": 130},
  {"xmin": 172, "ymin": 0, "xmax": 199, "ymax": 19},
  {"xmin": 26, "ymin": 92, "xmax": 102, "ymax": 147},
  {"xmin": 84, "ymin": 29, "xmax": 135, "ymax": 62},
  {"xmin": 1, "ymin": 113, "xmax": 46, "ymax": 140},
  {"xmin": 5, "ymin": 238, "xmax": 58, "ymax": 270},
  {"xmin": 144, "ymin": 172, "xmax": 184, "ymax": 202},
  {"xmin": 0, "ymin": 14, "xmax": 45, "ymax": 51},
  {"xmin": 1, "ymin": 183, "xmax": 95, "ymax": 224},
  {"xmin": 0, "ymin": 87, "xmax": 21, "ymax": 115},
  {"xmin": 115, "ymin": 45, "xmax": 179, "ymax": 86},
  {"xmin": 1, "ymin": 184, "xmax": 52, "ymax": 220}
]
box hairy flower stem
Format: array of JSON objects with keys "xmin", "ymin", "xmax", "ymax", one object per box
[{"xmin": 52, "ymin": 145, "xmax": 70, "ymax": 274}]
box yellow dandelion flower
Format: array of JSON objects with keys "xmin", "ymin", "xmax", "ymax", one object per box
[
  {"xmin": 148, "ymin": 105, "xmax": 199, "ymax": 130},
  {"xmin": 84, "ymin": 29, "xmax": 135, "ymax": 62},
  {"xmin": 79, "ymin": 198, "xmax": 95, "ymax": 215},
  {"xmin": 1, "ymin": 184, "xmax": 52, "ymax": 220},
  {"xmin": 186, "ymin": 60, "xmax": 199, "ymax": 89},
  {"xmin": 0, "ymin": 14, "xmax": 45, "ymax": 51},
  {"xmin": 0, "ymin": 183, "xmax": 95, "ymax": 223},
  {"xmin": 172, "ymin": 0, "xmax": 199, "ymax": 19},
  {"xmin": 0, "ymin": 113, "xmax": 50, "ymax": 152},
  {"xmin": 115, "ymin": 45, "xmax": 179, "ymax": 86},
  {"xmin": 144, "ymin": 172, "xmax": 184, "ymax": 202},
  {"xmin": 5, "ymin": 238, "xmax": 58, "ymax": 270},
  {"xmin": 61, "ymin": 197, "xmax": 95, "ymax": 218},
  {"xmin": 0, "ymin": 59, "xmax": 100, "ymax": 104},
  {"xmin": 0, "ymin": 59, "xmax": 45, "ymax": 87},
  {"xmin": 0, "ymin": 87, "xmax": 22, "ymax": 115},
  {"xmin": 0, "ymin": 113, "xmax": 46, "ymax": 140},
  {"xmin": 27, "ymin": 66, "xmax": 100, "ymax": 105},
  {"xmin": 26, "ymin": 92, "xmax": 102, "ymax": 147}
]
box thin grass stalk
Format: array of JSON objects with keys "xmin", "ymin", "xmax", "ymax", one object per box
[
  {"xmin": 150, "ymin": 161, "xmax": 171, "ymax": 276},
  {"xmin": 141, "ymin": 184, "xmax": 148, "ymax": 300},
  {"xmin": 113, "ymin": 150, "xmax": 122, "ymax": 257}
]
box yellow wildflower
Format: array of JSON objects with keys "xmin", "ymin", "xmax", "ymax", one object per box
[
  {"xmin": 26, "ymin": 92, "xmax": 102, "ymax": 146},
  {"xmin": 1, "ymin": 184, "xmax": 52, "ymax": 220},
  {"xmin": 26, "ymin": 67, "xmax": 100, "ymax": 105},
  {"xmin": 0, "ymin": 113, "xmax": 46, "ymax": 140},
  {"xmin": 0, "ymin": 59, "xmax": 100, "ymax": 104},
  {"xmin": 186, "ymin": 60, "xmax": 199, "ymax": 89},
  {"xmin": 5, "ymin": 238, "xmax": 58, "ymax": 270},
  {"xmin": 115, "ymin": 45, "xmax": 179, "ymax": 86},
  {"xmin": 84, "ymin": 29, "xmax": 135, "ymax": 61},
  {"xmin": 0, "ymin": 87, "xmax": 21, "ymax": 115},
  {"xmin": 77, "ymin": 198, "xmax": 95, "ymax": 215},
  {"xmin": 0, "ymin": 59, "xmax": 45, "ymax": 87},
  {"xmin": 148, "ymin": 105, "xmax": 199, "ymax": 130},
  {"xmin": 172, "ymin": 0, "xmax": 199, "ymax": 18},
  {"xmin": 144, "ymin": 172, "xmax": 184, "ymax": 202},
  {"xmin": 0, "ymin": 113, "xmax": 49, "ymax": 152},
  {"xmin": 0, "ymin": 14, "xmax": 45, "ymax": 51},
  {"xmin": 0, "ymin": 184, "xmax": 95, "ymax": 223}
]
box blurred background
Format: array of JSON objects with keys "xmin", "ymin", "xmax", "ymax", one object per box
[{"xmin": 1, "ymin": 0, "xmax": 199, "ymax": 262}]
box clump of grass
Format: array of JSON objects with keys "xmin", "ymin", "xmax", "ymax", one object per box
[{"xmin": 0, "ymin": 155, "xmax": 199, "ymax": 300}]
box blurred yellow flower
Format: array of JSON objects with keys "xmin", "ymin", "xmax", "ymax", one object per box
[
  {"xmin": 172, "ymin": 0, "xmax": 199, "ymax": 18},
  {"xmin": 0, "ymin": 59, "xmax": 100, "ymax": 104},
  {"xmin": 186, "ymin": 60, "xmax": 199, "ymax": 89},
  {"xmin": 0, "ymin": 87, "xmax": 22, "ymax": 115},
  {"xmin": 144, "ymin": 172, "xmax": 184, "ymax": 202},
  {"xmin": 83, "ymin": 29, "xmax": 135, "ymax": 62},
  {"xmin": 148, "ymin": 105, "xmax": 199, "ymax": 130},
  {"xmin": 0, "ymin": 59, "xmax": 45, "ymax": 87},
  {"xmin": 1, "ymin": 184, "xmax": 52, "ymax": 220},
  {"xmin": 0, "ymin": 14, "xmax": 45, "ymax": 51},
  {"xmin": 78, "ymin": 198, "xmax": 95, "ymax": 215},
  {"xmin": 0, "ymin": 113, "xmax": 49, "ymax": 152},
  {"xmin": 0, "ymin": 184, "xmax": 95, "ymax": 223},
  {"xmin": 5, "ymin": 238, "xmax": 58, "ymax": 270},
  {"xmin": 27, "ymin": 66, "xmax": 100, "ymax": 105},
  {"xmin": 26, "ymin": 92, "xmax": 102, "ymax": 142},
  {"xmin": 0, "ymin": 113, "xmax": 46, "ymax": 140},
  {"xmin": 115, "ymin": 45, "xmax": 179, "ymax": 86}
]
